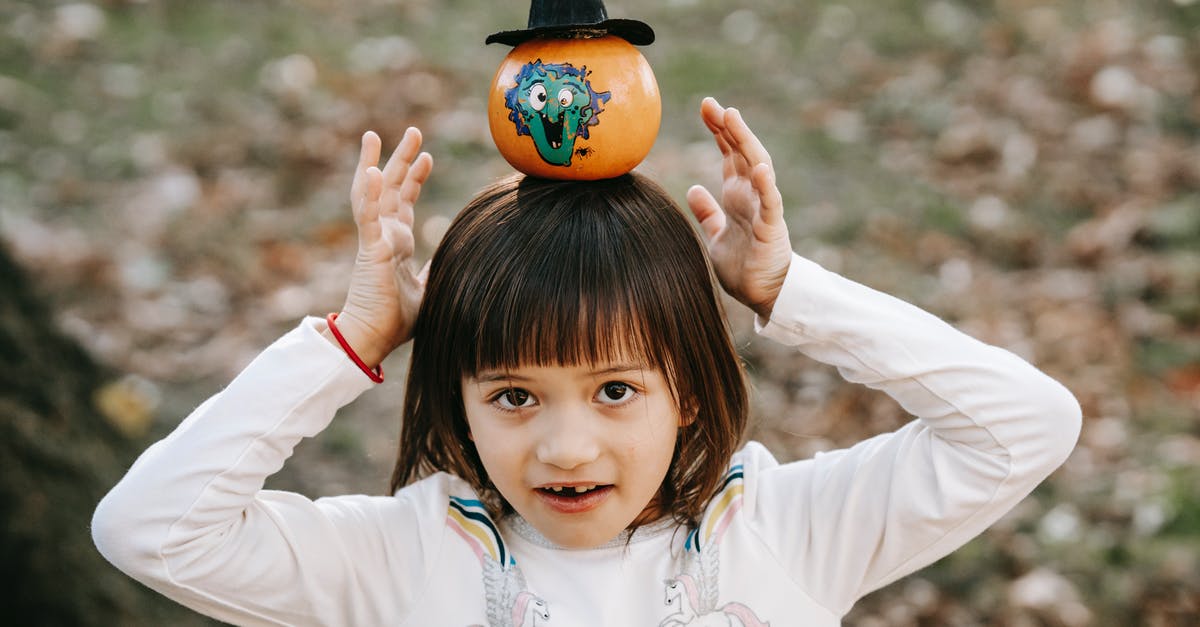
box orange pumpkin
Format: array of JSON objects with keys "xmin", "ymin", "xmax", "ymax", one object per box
[{"xmin": 488, "ymin": 35, "xmax": 661, "ymax": 180}]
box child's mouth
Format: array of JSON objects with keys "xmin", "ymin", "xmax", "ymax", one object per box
[
  {"xmin": 539, "ymin": 484, "xmax": 605, "ymax": 496},
  {"xmin": 536, "ymin": 484, "xmax": 613, "ymax": 514}
]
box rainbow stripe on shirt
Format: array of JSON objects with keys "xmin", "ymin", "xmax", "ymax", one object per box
[
  {"xmin": 685, "ymin": 463, "xmax": 745, "ymax": 553},
  {"xmin": 446, "ymin": 496, "xmax": 516, "ymax": 568}
]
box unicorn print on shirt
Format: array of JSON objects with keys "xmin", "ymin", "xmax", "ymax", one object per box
[
  {"xmin": 658, "ymin": 464, "xmax": 769, "ymax": 627},
  {"xmin": 510, "ymin": 593, "xmax": 550, "ymax": 626},
  {"xmin": 447, "ymin": 496, "xmax": 552, "ymax": 626},
  {"xmin": 660, "ymin": 574, "xmax": 767, "ymax": 627}
]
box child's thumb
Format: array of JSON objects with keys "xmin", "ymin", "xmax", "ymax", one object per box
[{"xmin": 686, "ymin": 185, "xmax": 726, "ymax": 240}]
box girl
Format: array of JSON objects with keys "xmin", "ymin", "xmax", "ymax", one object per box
[{"xmin": 93, "ymin": 98, "xmax": 1081, "ymax": 626}]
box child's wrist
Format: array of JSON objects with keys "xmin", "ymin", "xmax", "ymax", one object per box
[
  {"xmin": 752, "ymin": 296, "xmax": 778, "ymax": 320},
  {"xmin": 750, "ymin": 256, "xmax": 790, "ymax": 319},
  {"xmin": 322, "ymin": 312, "xmax": 388, "ymax": 374}
]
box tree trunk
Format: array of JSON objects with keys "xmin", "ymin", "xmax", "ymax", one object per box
[{"xmin": 0, "ymin": 243, "xmax": 218, "ymax": 626}]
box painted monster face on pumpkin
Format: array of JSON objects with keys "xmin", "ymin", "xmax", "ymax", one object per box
[{"xmin": 503, "ymin": 60, "xmax": 611, "ymax": 166}]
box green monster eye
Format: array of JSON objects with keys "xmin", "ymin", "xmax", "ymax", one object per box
[
  {"xmin": 558, "ymin": 88, "xmax": 574, "ymax": 107},
  {"xmin": 529, "ymin": 83, "xmax": 547, "ymax": 112}
]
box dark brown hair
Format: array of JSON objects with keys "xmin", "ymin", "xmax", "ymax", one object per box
[{"xmin": 390, "ymin": 172, "xmax": 748, "ymax": 530}]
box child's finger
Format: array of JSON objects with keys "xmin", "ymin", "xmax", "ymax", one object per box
[
  {"xmin": 702, "ymin": 98, "xmax": 764, "ymax": 182},
  {"xmin": 351, "ymin": 131, "xmax": 382, "ymax": 206},
  {"xmin": 355, "ymin": 167, "xmax": 384, "ymax": 247},
  {"xmin": 381, "ymin": 127, "xmax": 423, "ymax": 199},
  {"xmin": 750, "ymin": 163, "xmax": 785, "ymax": 228},
  {"xmin": 724, "ymin": 108, "xmax": 773, "ymax": 170},
  {"xmin": 396, "ymin": 152, "xmax": 433, "ymax": 224},
  {"xmin": 707, "ymin": 127, "xmax": 740, "ymax": 181},
  {"xmin": 700, "ymin": 97, "xmax": 726, "ymax": 132},
  {"xmin": 709, "ymin": 110, "xmax": 754, "ymax": 179},
  {"xmin": 709, "ymin": 126, "xmax": 734, "ymax": 159},
  {"xmin": 700, "ymin": 98, "xmax": 735, "ymax": 158},
  {"xmin": 710, "ymin": 129, "xmax": 742, "ymax": 181},
  {"xmin": 686, "ymin": 185, "xmax": 727, "ymax": 241},
  {"xmin": 722, "ymin": 136, "xmax": 745, "ymax": 181}
]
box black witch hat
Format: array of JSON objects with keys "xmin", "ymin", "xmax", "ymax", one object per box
[{"xmin": 486, "ymin": 0, "xmax": 655, "ymax": 46}]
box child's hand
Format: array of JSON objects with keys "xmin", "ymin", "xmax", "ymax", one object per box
[
  {"xmin": 687, "ymin": 97, "xmax": 792, "ymax": 319},
  {"xmin": 327, "ymin": 128, "xmax": 433, "ymax": 368}
]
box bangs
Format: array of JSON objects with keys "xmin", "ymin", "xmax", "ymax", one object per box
[
  {"xmin": 469, "ymin": 240, "xmax": 667, "ymax": 376},
  {"xmin": 445, "ymin": 176, "xmax": 678, "ymax": 379}
]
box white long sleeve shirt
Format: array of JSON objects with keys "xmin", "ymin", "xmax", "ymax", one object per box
[{"xmin": 93, "ymin": 254, "xmax": 1081, "ymax": 626}]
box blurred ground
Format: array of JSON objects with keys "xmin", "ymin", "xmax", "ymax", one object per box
[{"xmin": 1, "ymin": 0, "xmax": 1198, "ymax": 625}]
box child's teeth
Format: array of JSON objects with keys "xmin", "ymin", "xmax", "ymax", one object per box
[{"xmin": 545, "ymin": 485, "xmax": 599, "ymax": 494}]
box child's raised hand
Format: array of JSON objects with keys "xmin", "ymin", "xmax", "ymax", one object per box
[
  {"xmin": 687, "ymin": 97, "xmax": 792, "ymax": 319},
  {"xmin": 329, "ymin": 128, "xmax": 433, "ymax": 368}
]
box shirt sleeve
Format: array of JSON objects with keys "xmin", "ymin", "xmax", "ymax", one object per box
[
  {"xmin": 743, "ymin": 254, "xmax": 1082, "ymax": 616},
  {"xmin": 90, "ymin": 317, "xmax": 443, "ymax": 626}
]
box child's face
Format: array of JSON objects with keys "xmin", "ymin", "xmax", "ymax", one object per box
[{"xmin": 462, "ymin": 359, "xmax": 683, "ymax": 549}]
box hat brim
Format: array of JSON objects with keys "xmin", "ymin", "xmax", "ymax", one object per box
[{"xmin": 486, "ymin": 19, "xmax": 654, "ymax": 46}]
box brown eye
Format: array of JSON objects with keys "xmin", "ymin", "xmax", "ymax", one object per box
[
  {"xmin": 496, "ymin": 388, "xmax": 533, "ymax": 409},
  {"xmin": 598, "ymin": 382, "xmax": 633, "ymax": 404}
]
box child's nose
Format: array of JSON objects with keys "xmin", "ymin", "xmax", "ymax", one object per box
[{"xmin": 535, "ymin": 407, "xmax": 601, "ymax": 470}]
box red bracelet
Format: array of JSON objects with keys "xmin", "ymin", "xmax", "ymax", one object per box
[{"xmin": 326, "ymin": 313, "xmax": 384, "ymax": 383}]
